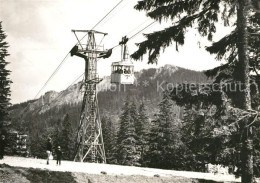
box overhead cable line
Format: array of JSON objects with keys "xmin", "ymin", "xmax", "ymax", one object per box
[
  {"xmin": 128, "ymin": 21, "xmax": 157, "ymax": 40},
  {"xmin": 36, "ymin": 55, "xmax": 102, "ymax": 112},
  {"xmin": 48, "ymin": 72, "xmax": 85, "ymax": 104},
  {"xmin": 20, "ymin": 0, "xmax": 129, "ymax": 120},
  {"xmin": 34, "ymin": 52, "xmax": 70, "ymax": 99},
  {"xmin": 26, "ymin": 18, "xmax": 156, "ymax": 118},
  {"xmin": 91, "ymin": 0, "xmax": 125, "ymax": 30},
  {"xmin": 35, "ymin": 71, "xmax": 85, "ymax": 114},
  {"xmin": 126, "ymin": 18, "xmax": 151, "ymax": 37},
  {"xmin": 33, "ymin": 0, "xmax": 126, "ymax": 100},
  {"xmin": 97, "ymin": 0, "xmax": 131, "ymax": 28},
  {"xmin": 33, "ymin": 19, "xmax": 155, "ymax": 100},
  {"xmin": 111, "ymin": 20, "xmax": 157, "ymax": 49}
]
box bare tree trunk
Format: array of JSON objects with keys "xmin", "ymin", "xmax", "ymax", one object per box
[{"xmin": 236, "ymin": 0, "xmax": 253, "ymax": 182}]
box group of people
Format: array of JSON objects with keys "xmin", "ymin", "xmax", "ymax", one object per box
[
  {"xmin": 0, "ymin": 135, "xmax": 62, "ymax": 166},
  {"xmin": 46, "ymin": 137, "xmax": 62, "ymax": 165},
  {"xmin": 114, "ymin": 67, "xmax": 131, "ymax": 74}
]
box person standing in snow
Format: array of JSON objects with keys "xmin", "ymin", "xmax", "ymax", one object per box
[
  {"xmin": 56, "ymin": 146, "xmax": 62, "ymax": 165},
  {"xmin": 0, "ymin": 135, "xmax": 6, "ymax": 159},
  {"xmin": 46, "ymin": 137, "xmax": 53, "ymax": 165}
]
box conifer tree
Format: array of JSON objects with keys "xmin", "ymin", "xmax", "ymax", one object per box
[
  {"xmin": 116, "ymin": 99, "xmax": 140, "ymax": 166},
  {"xmin": 136, "ymin": 102, "xmax": 150, "ymax": 166},
  {"xmin": 52, "ymin": 119, "xmax": 62, "ymax": 150},
  {"xmin": 101, "ymin": 116, "xmax": 116, "ymax": 164},
  {"xmin": 61, "ymin": 114, "xmax": 74, "ymax": 160},
  {"xmin": 146, "ymin": 93, "xmax": 176, "ymax": 169},
  {"xmin": 171, "ymin": 83, "xmax": 260, "ymax": 176},
  {"xmin": 132, "ymin": 1, "xmax": 259, "ymax": 181},
  {"xmin": 0, "ymin": 22, "xmax": 11, "ymax": 131},
  {"xmin": 130, "ymin": 101, "xmax": 139, "ymax": 130},
  {"xmin": 129, "ymin": 101, "xmax": 143, "ymax": 165}
]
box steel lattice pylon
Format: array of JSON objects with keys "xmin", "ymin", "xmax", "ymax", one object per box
[{"xmin": 71, "ymin": 30, "xmax": 107, "ymax": 163}]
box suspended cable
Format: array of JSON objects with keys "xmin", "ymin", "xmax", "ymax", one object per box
[
  {"xmin": 31, "ymin": 0, "xmax": 154, "ymax": 112},
  {"xmin": 34, "ymin": 52, "xmax": 70, "ymax": 99},
  {"xmin": 33, "ymin": 0, "xmax": 125, "ymax": 99},
  {"xmin": 33, "ymin": 71, "xmax": 85, "ymax": 115},
  {"xmin": 33, "ymin": 19, "xmax": 155, "ymax": 100},
  {"xmin": 128, "ymin": 21, "xmax": 157, "ymax": 40},
  {"xmin": 126, "ymin": 18, "xmax": 151, "ymax": 37},
  {"xmin": 49, "ymin": 72, "xmax": 85, "ymax": 104},
  {"xmin": 97, "ymin": 0, "xmax": 131, "ymax": 28},
  {"xmin": 38, "ymin": 54, "xmax": 102, "ymax": 111},
  {"xmin": 91, "ymin": 0, "xmax": 125, "ymax": 30},
  {"xmin": 21, "ymin": 0, "xmax": 130, "ymax": 120},
  {"xmin": 22, "ymin": 70, "xmax": 83, "ymax": 116},
  {"xmin": 111, "ymin": 20, "xmax": 157, "ymax": 49}
]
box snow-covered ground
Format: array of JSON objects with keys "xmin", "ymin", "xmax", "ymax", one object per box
[{"xmin": 0, "ymin": 156, "xmax": 241, "ymax": 182}]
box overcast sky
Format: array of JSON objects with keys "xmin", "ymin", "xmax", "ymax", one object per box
[{"xmin": 0, "ymin": 0, "xmax": 233, "ymax": 104}]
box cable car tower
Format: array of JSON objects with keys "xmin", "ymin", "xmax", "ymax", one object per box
[{"xmin": 70, "ymin": 30, "xmax": 108, "ymax": 163}]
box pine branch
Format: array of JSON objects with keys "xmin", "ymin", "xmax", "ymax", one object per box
[
  {"xmin": 135, "ymin": 0, "xmax": 172, "ymax": 11},
  {"xmin": 147, "ymin": 0, "xmax": 202, "ymax": 22},
  {"xmin": 206, "ymin": 30, "xmax": 237, "ymax": 60},
  {"xmin": 204, "ymin": 63, "xmax": 231, "ymax": 78},
  {"xmin": 131, "ymin": 6, "xmax": 213, "ymax": 63}
]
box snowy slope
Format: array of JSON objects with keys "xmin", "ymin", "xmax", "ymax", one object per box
[{"xmin": 0, "ymin": 156, "xmax": 242, "ymax": 182}]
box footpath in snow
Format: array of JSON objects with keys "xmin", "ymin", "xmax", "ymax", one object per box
[{"xmin": 0, "ymin": 156, "xmax": 241, "ymax": 182}]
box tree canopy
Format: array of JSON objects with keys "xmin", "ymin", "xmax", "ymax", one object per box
[
  {"xmin": 0, "ymin": 21, "xmax": 12, "ymax": 131},
  {"xmin": 132, "ymin": 0, "xmax": 259, "ymax": 67},
  {"xmin": 132, "ymin": 1, "xmax": 259, "ymax": 182}
]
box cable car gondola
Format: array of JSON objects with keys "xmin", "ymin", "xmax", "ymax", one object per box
[{"xmin": 111, "ymin": 36, "xmax": 134, "ymax": 85}]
